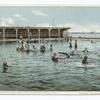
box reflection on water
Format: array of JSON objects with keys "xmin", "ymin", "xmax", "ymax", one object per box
[{"xmin": 0, "ymin": 40, "xmax": 100, "ymax": 91}]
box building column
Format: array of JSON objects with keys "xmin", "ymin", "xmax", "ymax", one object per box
[
  {"xmin": 16, "ymin": 29, "xmax": 18, "ymax": 39},
  {"xmin": 3, "ymin": 28, "xmax": 5, "ymax": 40},
  {"xmin": 38, "ymin": 29, "xmax": 40, "ymax": 41},
  {"xmin": 48, "ymin": 29, "xmax": 51, "ymax": 40},
  {"xmin": 27, "ymin": 29, "xmax": 29, "ymax": 39},
  {"xmin": 58, "ymin": 29, "xmax": 60, "ymax": 38}
]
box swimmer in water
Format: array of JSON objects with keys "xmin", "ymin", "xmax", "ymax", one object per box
[
  {"xmin": 40, "ymin": 44, "xmax": 46, "ymax": 52},
  {"xmin": 70, "ymin": 50, "xmax": 75, "ymax": 56},
  {"xmin": 83, "ymin": 48, "xmax": 88, "ymax": 53},
  {"xmin": 66, "ymin": 53, "xmax": 71, "ymax": 58},
  {"xmin": 82, "ymin": 56, "xmax": 88, "ymax": 64},
  {"xmin": 16, "ymin": 47, "xmax": 20, "ymax": 51},
  {"xmin": 50, "ymin": 45, "xmax": 53, "ymax": 51},
  {"xmin": 52, "ymin": 53, "xmax": 58, "ymax": 61}
]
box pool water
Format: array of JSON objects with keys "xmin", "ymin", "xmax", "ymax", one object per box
[{"xmin": 0, "ymin": 40, "xmax": 100, "ymax": 91}]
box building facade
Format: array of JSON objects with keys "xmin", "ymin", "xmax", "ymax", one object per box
[{"xmin": 0, "ymin": 27, "xmax": 71, "ymax": 39}]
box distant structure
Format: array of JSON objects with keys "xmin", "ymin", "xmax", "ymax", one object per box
[{"xmin": 0, "ymin": 26, "xmax": 71, "ymax": 39}]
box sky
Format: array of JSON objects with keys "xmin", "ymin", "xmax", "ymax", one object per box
[{"xmin": 0, "ymin": 6, "xmax": 100, "ymax": 32}]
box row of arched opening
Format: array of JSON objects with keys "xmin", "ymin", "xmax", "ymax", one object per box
[{"xmin": 0, "ymin": 28, "xmax": 66, "ymax": 39}]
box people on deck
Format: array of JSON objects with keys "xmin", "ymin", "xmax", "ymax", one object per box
[
  {"xmin": 50, "ymin": 45, "xmax": 53, "ymax": 51},
  {"xmin": 83, "ymin": 48, "xmax": 88, "ymax": 53},
  {"xmin": 52, "ymin": 53, "xmax": 58, "ymax": 61},
  {"xmin": 82, "ymin": 56, "xmax": 88, "ymax": 64},
  {"xmin": 3, "ymin": 62, "xmax": 8, "ymax": 72}
]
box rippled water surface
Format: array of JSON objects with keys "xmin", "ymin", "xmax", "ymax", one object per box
[{"xmin": 0, "ymin": 39, "xmax": 100, "ymax": 91}]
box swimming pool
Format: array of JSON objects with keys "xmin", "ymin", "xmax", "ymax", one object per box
[{"xmin": 0, "ymin": 40, "xmax": 100, "ymax": 91}]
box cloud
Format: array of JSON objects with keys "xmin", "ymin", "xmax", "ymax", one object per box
[
  {"xmin": 56, "ymin": 23, "xmax": 100, "ymax": 32},
  {"xmin": 0, "ymin": 22, "xmax": 9, "ymax": 26},
  {"xmin": 36, "ymin": 23, "xmax": 52, "ymax": 27},
  {"xmin": 2, "ymin": 17, "xmax": 14, "ymax": 24},
  {"xmin": 13, "ymin": 14, "xmax": 27, "ymax": 21},
  {"xmin": 32, "ymin": 9, "xmax": 47, "ymax": 16},
  {"xmin": 34, "ymin": 22, "xmax": 95, "ymax": 32}
]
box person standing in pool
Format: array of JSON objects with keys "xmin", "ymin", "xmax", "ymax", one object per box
[
  {"xmin": 3, "ymin": 62, "xmax": 8, "ymax": 72},
  {"xmin": 82, "ymin": 56, "xmax": 88, "ymax": 64},
  {"xmin": 50, "ymin": 45, "xmax": 53, "ymax": 51},
  {"xmin": 67, "ymin": 35, "xmax": 69, "ymax": 42},
  {"xmin": 20, "ymin": 41, "xmax": 24, "ymax": 51},
  {"xmin": 70, "ymin": 36, "xmax": 72, "ymax": 42},
  {"xmin": 75, "ymin": 40, "xmax": 77, "ymax": 48},
  {"xmin": 69, "ymin": 41, "xmax": 72, "ymax": 48},
  {"xmin": 26, "ymin": 45, "xmax": 30, "ymax": 52}
]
